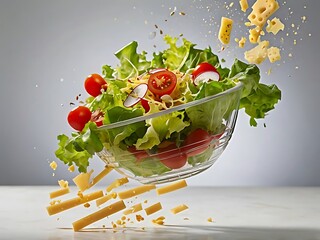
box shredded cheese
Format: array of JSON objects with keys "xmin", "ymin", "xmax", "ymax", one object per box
[
  {"xmin": 106, "ymin": 177, "xmax": 129, "ymax": 192},
  {"xmin": 144, "ymin": 202, "xmax": 162, "ymax": 215},
  {"xmin": 117, "ymin": 184, "xmax": 156, "ymax": 199},
  {"xmin": 49, "ymin": 187, "xmax": 70, "ymax": 199},
  {"xmin": 90, "ymin": 166, "xmax": 113, "ymax": 188},
  {"xmin": 96, "ymin": 192, "xmax": 117, "ymax": 207},
  {"xmin": 72, "ymin": 200, "xmax": 126, "ymax": 231}
]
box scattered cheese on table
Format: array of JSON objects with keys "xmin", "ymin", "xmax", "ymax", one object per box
[
  {"xmin": 244, "ymin": 40, "xmax": 270, "ymax": 64},
  {"xmin": 96, "ymin": 192, "xmax": 117, "ymax": 207},
  {"xmin": 218, "ymin": 17, "xmax": 233, "ymax": 44},
  {"xmin": 49, "ymin": 187, "xmax": 70, "ymax": 199},
  {"xmin": 144, "ymin": 202, "xmax": 162, "ymax": 215},
  {"xmin": 156, "ymin": 180, "xmax": 187, "ymax": 195},
  {"xmin": 49, "ymin": 161, "xmax": 57, "ymax": 170},
  {"xmin": 117, "ymin": 184, "xmax": 156, "ymax": 199},
  {"xmin": 248, "ymin": 0, "xmax": 279, "ymax": 28},
  {"xmin": 72, "ymin": 200, "xmax": 126, "ymax": 231},
  {"xmin": 239, "ymin": 0, "xmax": 249, "ymax": 12},
  {"xmin": 267, "ymin": 46, "xmax": 281, "ymax": 63},
  {"xmin": 266, "ymin": 17, "xmax": 285, "ymax": 35},
  {"xmin": 170, "ymin": 204, "xmax": 189, "ymax": 214},
  {"xmin": 123, "ymin": 203, "xmax": 143, "ymax": 215},
  {"xmin": 46, "ymin": 190, "xmax": 103, "ymax": 216},
  {"xmin": 106, "ymin": 177, "xmax": 129, "ymax": 192},
  {"xmin": 73, "ymin": 170, "xmax": 94, "ymax": 192}
]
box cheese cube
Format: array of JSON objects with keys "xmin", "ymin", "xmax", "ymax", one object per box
[
  {"xmin": 267, "ymin": 47, "xmax": 281, "ymax": 63},
  {"xmin": 249, "ymin": 27, "xmax": 261, "ymax": 44},
  {"xmin": 248, "ymin": 0, "xmax": 279, "ymax": 28},
  {"xmin": 218, "ymin": 17, "xmax": 233, "ymax": 45},
  {"xmin": 266, "ymin": 17, "xmax": 285, "ymax": 35},
  {"xmin": 244, "ymin": 40, "xmax": 270, "ymax": 64},
  {"xmin": 239, "ymin": 0, "xmax": 249, "ymax": 12},
  {"xmin": 73, "ymin": 170, "xmax": 93, "ymax": 192}
]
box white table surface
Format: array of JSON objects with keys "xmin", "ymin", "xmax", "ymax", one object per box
[{"xmin": 1, "ymin": 186, "xmax": 320, "ymax": 240}]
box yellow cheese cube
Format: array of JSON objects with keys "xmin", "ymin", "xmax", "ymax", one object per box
[
  {"xmin": 267, "ymin": 47, "xmax": 281, "ymax": 63},
  {"xmin": 239, "ymin": 0, "xmax": 249, "ymax": 12},
  {"xmin": 218, "ymin": 17, "xmax": 233, "ymax": 45},
  {"xmin": 266, "ymin": 17, "xmax": 285, "ymax": 35},
  {"xmin": 248, "ymin": 0, "xmax": 279, "ymax": 28},
  {"xmin": 238, "ymin": 37, "xmax": 247, "ymax": 48},
  {"xmin": 244, "ymin": 40, "xmax": 270, "ymax": 64},
  {"xmin": 249, "ymin": 27, "xmax": 261, "ymax": 44},
  {"xmin": 73, "ymin": 170, "xmax": 93, "ymax": 192}
]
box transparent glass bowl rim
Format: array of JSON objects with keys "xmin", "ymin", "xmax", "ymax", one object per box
[{"xmin": 98, "ymin": 81, "xmax": 243, "ymax": 130}]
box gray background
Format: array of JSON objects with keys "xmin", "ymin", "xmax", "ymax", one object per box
[{"xmin": 1, "ymin": 0, "xmax": 319, "ymax": 186}]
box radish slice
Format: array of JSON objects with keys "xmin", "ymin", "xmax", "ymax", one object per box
[
  {"xmin": 193, "ymin": 71, "xmax": 220, "ymax": 86},
  {"xmin": 149, "ymin": 68, "xmax": 167, "ymax": 74},
  {"xmin": 123, "ymin": 84, "xmax": 148, "ymax": 108}
]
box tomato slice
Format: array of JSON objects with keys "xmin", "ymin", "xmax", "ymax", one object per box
[
  {"xmin": 157, "ymin": 144, "xmax": 187, "ymax": 169},
  {"xmin": 140, "ymin": 98, "xmax": 150, "ymax": 112},
  {"xmin": 148, "ymin": 70, "xmax": 177, "ymax": 96},
  {"xmin": 67, "ymin": 106, "xmax": 92, "ymax": 131},
  {"xmin": 181, "ymin": 129, "xmax": 212, "ymax": 157}
]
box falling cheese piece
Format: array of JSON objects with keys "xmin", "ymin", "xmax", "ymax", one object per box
[
  {"xmin": 117, "ymin": 184, "xmax": 156, "ymax": 199},
  {"xmin": 58, "ymin": 180, "xmax": 69, "ymax": 188},
  {"xmin": 46, "ymin": 190, "xmax": 103, "ymax": 216},
  {"xmin": 73, "ymin": 170, "xmax": 94, "ymax": 192},
  {"xmin": 248, "ymin": 0, "xmax": 279, "ymax": 28},
  {"xmin": 49, "ymin": 187, "xmax": 70, "ymax": 199},
  {"xmin": 249, "ymin": 27, "xmax": 261, "ymax": 44},
  {"xmin": 267, "ymin": 47, "xmax": 281, "ymax": 63},
  {"xmin": 238, "ymin": 37, "xmax": 247, "ymax": 48},
  {"xmin": 90, "ymin": 166, "xmax": 113, "ymax": 188},
  {"xmin": 96, "ymin": 192, "xmax": 117, "ymax": 207},
  {"xmin": 218, "ymin": 17, "xmax": 233, "ymax": 44},
  {"xmin": 49, "ymin": 161, "xmax": 57, "ymax": 170},
  {"xmin": 106, "ymin": 177, "xmax": 129, "ymax": 192},
  {"xmin": 156, "ymin": 180, "xmax": 187, "ymax": 195},
  {"xmin": 152, "ymin": 216, "xmax": 165, "ymax": 225},
  {"xmin": 266, "ymin": 17, "xmax": 285, "ymax": 35},
  {"xmin": 68, "ymin": 165, "xmax": 75, "ymax": 172},
  {"xmin": 123, "ymin": 203, "xmax": 143, "ymax": 215},
  {"xmin": 244, "ymin": 40, "xmax": 270, "ymax": 64},
  {"xmin": 170, "ymin": 204, "xmax": 189, "ymax": 214},
  {"xmin": 72, "ymin": 200, "xmax": 126, "ymax": 231},
  {"xmin": 144, "ymin": 202, "xmax": 162, "ymax": 215},
  {"xmin": 239, "ymin": 0, "xmax": 249, "ymax": 12}
]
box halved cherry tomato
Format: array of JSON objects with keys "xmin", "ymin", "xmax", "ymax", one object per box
[
  {"xmin": 182, "ymin": 129, "xmax": 212, "ymax": 157},
  {"xmin": 127, "ymin": 146, "xmax": 149, "ymax": 162},
  {"xmin": 67, "ymin": 106, "xmax": 92, "ymax": 131},
  {"xmin": 91, "ymin": 110, "xmax": 104, "ymax": 127},
  {"xmin": 157, "ymin": 144, "xmax": 187, "ymax": 169},
  {"xmin": 148, "ymin": 70, "xmax": 177, "ymax": 96},
  {"xmin": 84, "ymin": 74, "xmax": 107, "ymax": 97},
  {"xmin": 192, "ymin": 62, "xmax": 220, "ymax": 85}
]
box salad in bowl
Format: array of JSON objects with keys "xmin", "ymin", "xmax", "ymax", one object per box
[{"xmin": 55, "ymin": 35, "xmax": 281, "ymax": 184}]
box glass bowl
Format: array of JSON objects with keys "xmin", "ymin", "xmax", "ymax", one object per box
[{"xmin": 97, "ymin": 82, "xmax": 243, "ymax": 184}]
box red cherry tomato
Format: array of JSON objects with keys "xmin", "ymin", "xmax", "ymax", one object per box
[
  {"xmin": 91, "ymin": 110, "xmax": 104, "ymax": 127},
  {"xmin": 157, "ymin": 144, "xmax": 187, "ymax": 169},
  {"xmin": 140, "ymin": 98, "xmax": 150, "ymax": 112},
  {"xmin": 127, "ymin": 146, "xmax": 149, "ymax": 162},
  {"xmin": 67, "ymin": 106, "xmax": 92, "ymax": 131},
  {"xmin": 84, "ymin": 74, "xmax": 107, "ymax": 97},
  {"xmin": 192, "ymin": 62, "xmax": 217, "ymax": 79},
  {"xmin": 182, "ymin": 129, "xmax": 212, "ymax": 157},
  {"xmin": 148, "ymin": 70, "xmax": 177, "ymax": 96}
]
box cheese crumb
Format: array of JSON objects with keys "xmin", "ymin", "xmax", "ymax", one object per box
[
  {"xmin": 135, "ymin": 214, "xmax": 144, "ymax": 222},
  {"xmin": 68, "ymin": 165, "xmax": 75, "ymax": 172},
  {"xmin": 239, "ymin": 0, "xmax": 249, "ymax": 12},
  {"xmin": 249, "ymin": 27, "xmax": 261, "ymax": 43},
  {"xmin": 207, "ymin": 217, "xmax": 214, "ymax": 222},
  {"xmin": 50, "ymin": 161, "xmax": 57, "ymax": 171},
  {"xmin": 152, "ymin": 216, "xmax": 165, "ymax": 225},
  {"xmin": 83, "ymin": 203, "xmax": 90, "ymax": 208},
  {"xmin": 238, "ymin": 37, "xmax": 247, "ymax": 48}
]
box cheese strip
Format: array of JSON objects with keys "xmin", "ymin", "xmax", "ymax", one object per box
[
  {"xmin": 46, "ymin": 190, "xmax": 103, "ymax": 216},
  {"xmin": 156, "ymin": 180, "xmax": 187, "ymax": 195},
  {"xmin": 218, "ymin": 17, "xmax": 233, "ymax": 45},
  {"xmin": 144, "ymin": 202, "xmax": 162, "ymax": 215},
  {"xmin": 106, "ymin": 177, "xmax": 129, "ymax": 192},
  {"xmin": 123, "ymin": 203, "xmax": 143, "ymax": 215},
  {"xmin": 49, "ymin": 187, "xmax": 70, "ymax": 199},
  {"xmin": 117, "ymin": 184, "xmax": 156, "ymax": 199},
  {"xmin": 96, "ymin": 192, "xmax": 117, "ymax": 207},
  {"xmin": 170, "ymin": 204, "xmax": 189, "ymax": 214},
  {"xmin": 72, "ymin": 200, "xmax": 126, "ymax": 231},
  {"xmin": 90, "ymin": 166, "xmax": 113, "ymax": 188},
  {"xmin": 73, "ymin": 170, "xmax": 94, "ymax": 192}
]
